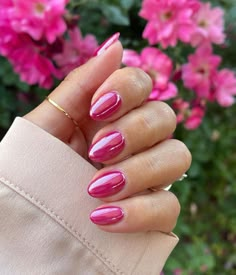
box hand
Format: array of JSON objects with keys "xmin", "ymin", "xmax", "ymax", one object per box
[{"xmin": 24, "ymin": 36, "xmax": 191, "ymax": 233}]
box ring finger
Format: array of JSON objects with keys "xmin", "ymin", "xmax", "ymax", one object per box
[{"xmin": 88, "ymin": 139, "xmax": 191, "ymax": 201}]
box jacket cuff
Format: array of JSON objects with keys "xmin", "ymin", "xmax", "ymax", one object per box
[{"xmin": 0, "ymin": 117, "xmax": 178, "ymax": 274}]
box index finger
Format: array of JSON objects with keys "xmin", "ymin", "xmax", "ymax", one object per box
[{"xmin": 24, "ymin": 39, "xmax": 123, "ymax": 141}]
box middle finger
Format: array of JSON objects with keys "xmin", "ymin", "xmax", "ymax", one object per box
[{"xmin": 88, "ymin": 101, "xmax": 176, "ymax": 164}]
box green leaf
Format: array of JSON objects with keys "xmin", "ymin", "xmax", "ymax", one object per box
[
  {"xmin": 16, "ymin": 81, "xmax": 30, "ymax": 92},
  {"xmin": 120, "ymin": 0, "xmax": 135, "ymax": 10},
  {"xmin": 100, "ymin": 4, "xmax": 130, "ymax": 25}
]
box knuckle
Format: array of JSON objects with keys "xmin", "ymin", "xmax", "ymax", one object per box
[
  {"xmin": 145, "ymin": 155, "xmax": 158, "ymax": 174},
  {"xmin": 136, "ymin": 68, "xmax": 153, "ymax": 94},
  {"xmin": 122, "ymin": 67, "xmax": 153, "ymax": 100},
  {"xmin": 157, "ymin": 101, "xmax": 177, "ymax": 131},
  {"xmin": 135, "ymin": 109, "xmax": 154, "ymax": 132},
  {"xmin": 168, "ymin": 139, "xmax": 192, "ymax": 170},
  {"xmin": 166, "ymin": 191, "xmax": 181, "ymax": 231},
  {"xmin": 64, "ymin": 67, "xmax": 81, "ymax": 81},
  {"xmin": 148, "ymin": 191, "xmax": 180, "ymax": 232}
]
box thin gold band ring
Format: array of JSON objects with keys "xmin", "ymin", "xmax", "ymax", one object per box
[{"xmin": 46, "ymin": 96, "xmax": 79, "ymax": 127}]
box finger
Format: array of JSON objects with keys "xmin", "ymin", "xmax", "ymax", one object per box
[
  {"xmin": 88, "ymin": 101, "xmax": 176, "ymax": 164},
  {"xmin": 89, "ymin": 67, "xmax": 152, "ymax": 121},
  {"xmin": 88, "ymin": 139, "xmax": 191, "ymax": 201},
  {"xmin": 24, "ymin": 39, "xmax": 123, "ymax": 141},
  {"xmin": 89, "ymin": 190, "xmax": 180, "ymax": 233},
  {"xmin": 66, "ymin": 127, "xmax": 88, "ymax": 158}
]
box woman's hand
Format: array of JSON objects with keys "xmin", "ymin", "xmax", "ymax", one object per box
[{"xmin": 24, "ymin": 35, "xmax": 191, "ymax": 233}]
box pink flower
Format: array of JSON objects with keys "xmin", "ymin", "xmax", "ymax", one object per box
[
  {"xmin": 185, "ymin": 105, "xmax": 205, "ymax": 130},
  {"xmin": 212, "ymin": 69, "xmax": 236, "ymax": 107},
  {"xmin": 149, "ymin": 83, "xmax": 178, "ymax": 101},
  {"xmin": 139, "ymin": 0, "xmax": 200, "ymax": 48},
  {"xmin": 173, "ymin": 99, "xmax": 205, "ymax": 130},
  {"xmin": 173, "ymin": 269, "xmax": 183, "ymax": 275},
  {"xmin": 173, "ymin": 268, "xmax": 183, "ymax": 275},
  {"xmin": 53, "ymin": 27, "xmax": 98, "ymax": 76},
  {"xmin": 11, "ymin": 36, "xmax": 62, "ymax": 88},
  {"xmin": 191, "ymin": 2, "xmax": 225, "ymax": 46},
  {"xmin": 123, "ymin": 47, "xmax": 178, "ymax": 100},
  {"xmin": 0, "ymin": 0, "xmax": 72, "ymax": 88},
  {"xmin": 2, "ymin": 31, "xmax": 61, "ymax": 88},
  {"xmin": 0, "ymin": 1, "xmax": 15, "ymax": 55},
  {"xmin": 0, "ymin": 26, "xmax": 17, "ymax": 56},
  {"xmin": 15, "ymin": 53, "xmax": 61, "ymax": 89},
  {"xmin": 8, "ymin": 0, "xmax": 67, "ymax": 43},
  {"xmin": 172, "ymin": 99, "xmax": 190, "ymax": 124},
  {"xmin": 0, "ymin": 0, "xmax": 12, "ymax": 24},
  {"xmin": 182, "ymin": 43, "xmax": 221, "ymax": 99}
]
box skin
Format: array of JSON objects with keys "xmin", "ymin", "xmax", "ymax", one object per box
[{"xmin": 24, "ymin": 41, "xmax": 192, "ymax": 233}]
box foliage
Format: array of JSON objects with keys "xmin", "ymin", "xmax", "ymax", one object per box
[{"xmin": 0, "ymin": 0, "xmax": 236, "ymax": 273}]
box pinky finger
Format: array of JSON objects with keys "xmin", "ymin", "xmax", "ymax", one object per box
[{"xmin": 89, "ymin": 190, "xmax": 180, "ymax": 233}]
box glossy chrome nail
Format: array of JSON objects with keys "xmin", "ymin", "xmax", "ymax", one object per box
[
  {"xmin": 90, "ymin": 206, "xmax": 124, "ymax": 225},
  {"xmin": 88, "ymin": 171, "xmax": 125, "ymax": 198},
  {"xmin": 88, "ymin": 131, "xmax": 125, "ymax": 162},
  {"xmin": 90, "ymin": 91, "xmax": 121, "ymax": 120},
  {"xmin": 93, "ymin": 32, "xmax": 120, "ymax": 56}
]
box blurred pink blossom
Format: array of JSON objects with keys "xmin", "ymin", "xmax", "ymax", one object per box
[
  {"xmin": 123, "ymin": 47, "xmax": 178, "ymax": 100},
  {"xmin": 4, "ymin": 0, "xmax": 67, "ymax": 44},
  {"xmin": 0, "ymin": 24, "xmax": 62, "ymax": 89},
  {"xmin": 173, "ymin": 99, "xmax": 205, "ymax": 129},
  {"xmin": 182, "ymin": 43, "xmax": 221, "ymax": 99},
  {"xmin": 213, "ymin": 69, "xmax": 236, "ymax": 107},
  {"xmin": 173, "ymin": 269, "xmax": 183, "ymax": 275},
  {"xmin": 0, "ymin": 26, "xmax": 17, "ymax": 56},
  {"xmin": 139, "ymin": 0, "xmax": 200, "ymax": 48},
  {"xmin": 53, "ymin": 27, "xmax": 98, "ymax": 76},
  {"xmin": 185, "ymin": 105, "xmax": 205, "ymax": 130},
  {"xmin": 172, "ymin": 98, "xmax": 190, "ymax": 124},
  {"xmin": 0, "ymin": 1, "xmax": 97, "ymax": 88},
  {"xmin": 10, "ymin": 35, "xmax": 62, "ymax": 88},
  {"xmin": 191, "ymin": 2, "xmax": 225, "ymax": 46}
]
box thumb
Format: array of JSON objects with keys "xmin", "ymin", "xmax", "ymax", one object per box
[{"xmin": 25, "ymin": 35, "xmax": 123, "ymax": 140}]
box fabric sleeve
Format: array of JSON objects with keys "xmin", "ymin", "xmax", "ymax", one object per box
[{"xmin": 0, "ymin": 117, "xmax": 178, "ymax": 275}]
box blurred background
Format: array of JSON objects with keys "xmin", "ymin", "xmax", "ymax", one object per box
[{"xmin": 0, "ymin": 0, "xmax": 235, "ymax": 274}]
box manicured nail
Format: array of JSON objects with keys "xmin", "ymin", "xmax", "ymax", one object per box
[
  {"xmin": 88, "ymin": 171, "xmax": 125, "ymax": 198},
  {"xmin": 89, "ymin": 131, "xmax": 125, "ymax": 162},
  {"xmin": 93, "ymin": 32, "xmax": 120, "ymax": 56},
  {"xmin": 90, "ymin": 92, "xmax": 121, "ymax": 120},
  {"xmin": 90, "ymin": 206, "xmax": 124, "ymax": 225}
]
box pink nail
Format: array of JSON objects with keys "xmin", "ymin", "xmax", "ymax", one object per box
[
  {"xmin": 90, "ymin": 206, "xmax": 124, "ymax": 225},
  {"xmin": 90, "ymin": 92, "xmax": 121, "ymax": 120},
  {"xmin": 89, "ymin": 131, "xmax": 125, "ymax": 162},
  {"xmin": 88, "ymin": 171, "xmax": 125, "ymax": 198},
  {"xmin": 93, "ymin": 32, "xmax": 120, "ymax": 56}
]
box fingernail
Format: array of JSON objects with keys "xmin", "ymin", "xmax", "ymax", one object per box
[
  {"xmin": 90, "ymin": 92, "xmax": 121, "ymax": 120},
  {"xmin": 89, "ymin": 131, "xmax": 125, "ymax": 162},
  {"xmin": 90, "ymin": 206, "xmax": 124, "ymax": 225},
  {"xmin": 88, "ymin": 171, "xmax": 125, "ymax": 198},
  {"xmin": 93, "ymin": 32, "xmax": 120, "ymax": 56}
]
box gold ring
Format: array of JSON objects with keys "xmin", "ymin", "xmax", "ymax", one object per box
[{"xmin": 46, "ymin": 96, "xmax": 79, "ymax": 127}]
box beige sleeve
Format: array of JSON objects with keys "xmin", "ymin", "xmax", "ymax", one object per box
[{"xmin": 0, "ymin": 117, "xmax": 178, "ymax": 275}]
